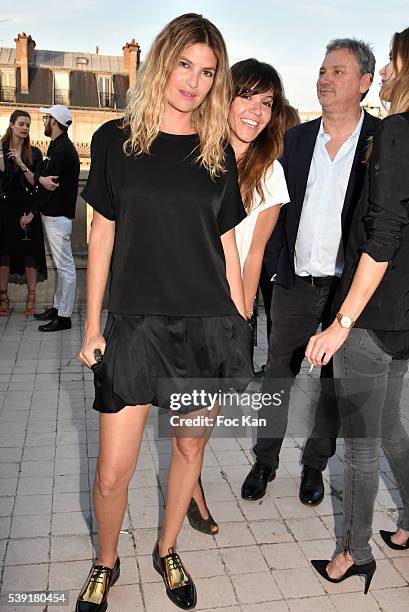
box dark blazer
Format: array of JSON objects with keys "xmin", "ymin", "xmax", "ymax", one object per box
[
  {"xmin": 334, "ymin": 112, "xmax": 409, "ymax": 341},
  {"xmin": 264, "ymin": 110, "xmax": 380, "ymax": 288}
]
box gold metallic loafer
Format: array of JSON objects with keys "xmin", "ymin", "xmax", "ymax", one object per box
[
  {"xmin": 152, "ymin": 541, "xmax": 197, "ymax": 609},
  {"xmin": 76, "ymin": 557, "xmax": 120, "ymax": 612}
]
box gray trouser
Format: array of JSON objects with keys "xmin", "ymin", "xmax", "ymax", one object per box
[
  {"xmin": 333, "ymin": 328, "xmax": 409, "ymax": 564},
  {"xmin": 42, "ymin": 215, "xmax": 76, "ymax": 317}
]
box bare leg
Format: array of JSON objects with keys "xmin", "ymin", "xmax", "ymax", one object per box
[
  {"xmin": 391, "ymin": 528, "xmax": 409, "ymax": 545},
  {"xmin": 0, "ymin": 265, "xmax": 10, "ymax": 291},
  {"xmin": 326, "ymin": 552, "xmax": 354, "ymax": 579},
  {"xmin": 191, "ymin": 423, "xmax": 218, "ymax": 532},
  {"xmin": 25, "ymin": 266, "xmax": 37, "ymax": 293},
  {"xmin": 159, "ymin": 404, "xmax": 217, "ymax": 556},
  {"xmin": 93, "ymin": 403, "xmax": 150, "ymax": 568}
]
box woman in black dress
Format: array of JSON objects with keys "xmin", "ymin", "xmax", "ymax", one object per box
[
  {"xmin": 77, "ymin": 13, "xmax": 252, "ymax": 611},
  {"xmin": 0, "ymin": 110, "xmax": 46, "ymax": 316},
  {"xmin": 306, "ymin": 26, "xmax": 409, "ymax": 592}
]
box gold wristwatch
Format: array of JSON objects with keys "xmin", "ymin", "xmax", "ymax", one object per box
[{"xmin": 336, "ymin": 312, "xmax": 355, "ymax": 329}]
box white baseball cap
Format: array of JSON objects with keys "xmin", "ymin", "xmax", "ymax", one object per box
[{"xmin": 39, "ymin": 104, "xmax": 72, "ymax": 127}]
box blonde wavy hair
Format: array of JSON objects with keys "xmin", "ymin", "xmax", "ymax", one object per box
[
  {"xmin": 122, "ymin": 13, "xmax": 232, "ymax": 177},
  {"xmin": 381, "ymin": 27, "xmax": 409, "ymax": 114}
]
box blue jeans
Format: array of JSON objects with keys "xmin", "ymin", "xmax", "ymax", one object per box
[{"xmin": 334, "ymin": 328, "xmax": 409, "ymax": 564}]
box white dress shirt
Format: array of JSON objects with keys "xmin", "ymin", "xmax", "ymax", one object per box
[
  {"xmin": 235, "ymin": 160, "xmax": 289, "ymax": 272},
  {"xmin": 294, "ymin": 110, "xmax": 364, "ymax": 277}
]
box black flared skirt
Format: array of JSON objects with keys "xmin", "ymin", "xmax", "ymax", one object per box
[{"xmin": 92, "ymin": 313, "xmax": 254, "ymax": 413}]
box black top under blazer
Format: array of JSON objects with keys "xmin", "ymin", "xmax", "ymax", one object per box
[
  {"xmin": 334, "ymin": 112, "xmax": 409, "ymax": 338},
  {"xmin": 263, "ymin": 110, "xmax": 381, "ymax": 287}
]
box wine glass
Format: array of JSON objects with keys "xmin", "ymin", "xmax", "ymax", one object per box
[{"xmin": 21, "ymin": 213, "xmax": 31, "ymax": 241}]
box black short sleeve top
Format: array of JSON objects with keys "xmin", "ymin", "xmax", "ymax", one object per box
[{"xmin": 81, "ymin": 119, "xmax": 246, "ymax": 317}]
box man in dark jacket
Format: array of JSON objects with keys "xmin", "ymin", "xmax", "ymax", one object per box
[
  {"xmin": 242, "ymin": 38, "xmax": 381, "ymax": 505},
  {"xmin": 33, "ymin": 105, "xmax": 80, "ymax": 331}
]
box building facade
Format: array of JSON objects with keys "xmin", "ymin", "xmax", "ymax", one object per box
[{"xmin": 0, "ymin": 33, "xmax": 141, "ymax": 165}]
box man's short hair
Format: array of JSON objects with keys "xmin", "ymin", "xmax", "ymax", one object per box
[{"xmin": 326, "ymin": 38, "xmax": 375, "ymax": 100}]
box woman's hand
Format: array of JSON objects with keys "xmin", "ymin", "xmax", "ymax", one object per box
[
  {"xmin": 305, "ymin": 320, "xmax": 350, "ymax": 367},
  {"xmin": 78, "ymin": 331, "xmax": 106, "ymax": 369},
  {"xmin": 20, "ymin": 212, "xmax": 34, "ymax": 229},
  {"xmin": 7, "ymin": 148, "xmax": 23, "ymax": 166}
]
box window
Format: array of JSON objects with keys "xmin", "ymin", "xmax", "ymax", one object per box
[
  {"xmin": 54, "ymin": 72, "xmax": 70, "ymax": 105},
  {"xmin": 98, "ymin": 76, "xmax": 113, "ymax": 108},
  {"xmin": 0, "ymin": 70, "xmax": 16, "ymax": 102}
]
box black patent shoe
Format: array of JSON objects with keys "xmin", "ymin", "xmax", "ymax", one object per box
[
  {"xmin": 152, "ymin": 541, "xmax": 197, "ymax": 610},
  {"xmin": 299, "ymin": 466, "xmax": 324, "ymax": 506},
  {"xmin": 241, "ymin": 461, "xmax": 276, "ymax": 500},
  {"xmin": 76, "ymin": 557, "xmax": 120, "ymax": 612},
  {"xmin": 34, "ymin": 306, "xmax": 58, "ymax": 321},
  {"xmin": 311, "ymin": 558, "xmax": 376, "ymax": 594},
  {"xmin": 380, "ymin": 529, "xmax": 409, "ymax": 550},
  {"xmin": 38, "ymin": 316, "xmax": 71, "ymax": 332}
]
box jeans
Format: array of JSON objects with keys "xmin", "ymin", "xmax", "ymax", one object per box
[
  {"xmin": 334, "ymin": 328, "xmax": 409, "ymax": 564},
  {"xmin": 42, "ymin": 215, "xmax": 76, "ymax": 317},
  {"xmin": 254, "ymin": 277, "xmax": 339, "ymax": 471}
]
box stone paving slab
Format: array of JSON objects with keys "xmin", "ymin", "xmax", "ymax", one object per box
[{"xmin": 0, "ymin": 309, "xmax": 408, "ymax": 611}]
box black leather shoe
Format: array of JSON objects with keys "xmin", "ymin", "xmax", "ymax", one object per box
[
  {"xmin": 254, "ymin": 365, "xmax": 266, "ymax": 379},
  {"xmin": 76, "ymin": 556, "xmax": 120, "ymax": 612},
  {"xmin": 38, "ymin": 316, "xmax": 72, "ymax": 332},
  {"xmin": 34, "ymin": 306, "xmax": 58, "ymax": 321},
  {"xmin": 299, "ymin": 466, "xmax": 324, "ymax": 506},
  {"xmin": 241, "ymin": 461, "xmax": 276, "ymax": 500},
  {"xmin": 152, "ymin": 541, "xmax": 197, "ymax": 609}
]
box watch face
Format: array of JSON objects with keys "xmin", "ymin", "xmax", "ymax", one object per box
[{"xmin": 341, "ymin": 315, "xmax": 352, "ymax": 328}]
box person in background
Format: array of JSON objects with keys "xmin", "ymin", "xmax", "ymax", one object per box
[
  {"xmin": 34, "ymin": 104, "xmax": 80, "ymax": 332},
  {"xmin": 0, "ymin": 110, "xmax": 45, "ymax": 316},
  {"xmin": 258, "ymin": 102, "xmax": 301, "ymax": 357},
  {"xmin": 186, "ymin": 58, "xmax": 289, "ymax": 536},
  {"xmin": 242, "ymin": 38, "xmax": 380, "ymax": 505},
  {"xmin": 306, "ymin": 25, "xmax": 409, "ymax": 594}
]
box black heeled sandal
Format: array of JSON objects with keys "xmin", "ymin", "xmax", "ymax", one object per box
[
  {"xmin": 186, "ymin": 476, "xmax": 218, "ymax": 535},
  {"xmin": 380, "ymin": 529, "xmax": 409, "ymax": 550},
  {"xmin": 311, "ymin": 558, "xmax": 376, "ymax": 594}
]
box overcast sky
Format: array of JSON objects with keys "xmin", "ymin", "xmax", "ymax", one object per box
[{"xmin": 1, "ymin": 0, "xmax": 407, "ymax": 110}]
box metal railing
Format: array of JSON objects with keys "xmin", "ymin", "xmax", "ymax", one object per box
[{"xmin": 32, "ymin": 140, "xmax": 90, "ymax": 158}]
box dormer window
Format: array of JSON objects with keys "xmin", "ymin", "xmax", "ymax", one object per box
[
  {"xmin": 54, "ymin": 72, "xmax": 69, "ymax": 105},
  {"xmin": 0, "ymin": 70, "xmax": 16, "ymax": 102},
  {"xmin": 98, "ymin": 75, "xmax": 113, "ymax": 108}
]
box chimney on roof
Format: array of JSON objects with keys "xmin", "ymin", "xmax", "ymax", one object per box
[
  {"xmin": 122, "ymin": 38, "xmax": 141, "ymax": 90},
  {"xmin": 15, "ymin": 32, "xmax": 36, "ymax": 95},
  {"xmin": 96, "ymin": 45, "xmax": 99, "ymax": 54}
]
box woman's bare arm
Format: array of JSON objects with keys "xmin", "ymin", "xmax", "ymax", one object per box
[
  {"xmin": 305, "ymin": 253, "xmax": 388, "ymax": 366},
  {"xmin": 242, "ymin": 205, "xmax": 281, "ymax": 317},
  {"xmin": 78, "ymin": 211, "xmax": 115, "ymax": 367},
  {"xmin": 221, "ymin": 228, "xmax": 246, "ymax": 318}
]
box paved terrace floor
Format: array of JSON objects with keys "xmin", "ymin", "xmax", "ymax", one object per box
[{"xmin": 0, "ymin": 308, "xmax": 409, "ymax": 612}]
